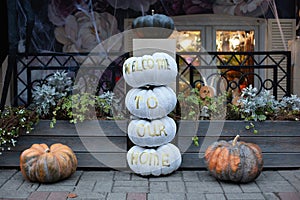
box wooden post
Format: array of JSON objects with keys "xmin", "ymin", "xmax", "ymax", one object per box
[{"xmin": 1, "ymin": 0, "xmax": 18, "ymax": 110}]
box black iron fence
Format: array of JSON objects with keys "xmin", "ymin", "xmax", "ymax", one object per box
[
  {"xmin": 177, "ymin": 51, "xmax": 291, "ymax": 99},
  {"xmin": 0, "ymin": 51, "xmax": 291, "ymax": 108},
  {"xmin": 12, "ymin": 52, "xmax": 128, "ymax": 106}
]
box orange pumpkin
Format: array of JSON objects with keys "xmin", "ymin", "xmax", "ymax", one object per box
[
  {"xmin": 199, "ymin": 85, "xmax": 215, "ymax": 99},
  {"xmin": 204, "ymin": 135, "xmax": 263, "ymax": 183},
  {"xmin": 20, "ymin": 143, "xmax": 77, "ymax": 183}
]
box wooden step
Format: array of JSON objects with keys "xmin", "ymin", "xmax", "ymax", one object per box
[{"xmin": 1, "ymin": 120, "xmax": 300, "ymax": 169}]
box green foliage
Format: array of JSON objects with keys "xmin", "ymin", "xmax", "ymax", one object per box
[
  {"xmin": 230, "ymin": 85, "xmax": 300, "ymax": 122},
  {"xmin": 0, "ymin": 106, "xmax": 39, "ymax": 154},
  {"xmin": 177, "ymin": 88, "xmax": 201, "ymax": 120},
  {"xmin": 276, "ymin": 95, "xmax": 300, "ymax": 119},
  {"xmin": 31, "ymin": 71, "xmax": 73, "ymax": 116},
  {"xmin": 245, "ymin": 122, "xmax": 258, "ymax": 134},
  {"xmin": 176, "ymin": 88, "xmax": 227, "ymax": 120},
  {"xmin": 50, "ymin": 92, "xmax": 118, "ymax": 128},
  {"xmin": 279, "ymin": 95, "xmax": 300, "ymax": 111},
  {"xmin": 192, "ymin": 136, "xmax": 199, "ymax": 147},
  {"xmin": 182, "ymin": 85, "xmax": 300, "ymax": 146},
  {"xmin": 30, "ymin": 71, "xmax": 121, "ymax": 128},
  {"xmin": 238, "ymin": 85, "xmax": 278, "ymax": 121},
  {"xmin": 203, "ymin": 93, "xmax": 227, "ymax": 120},
  {"xmin": 226, "ymin": 103, "xmax": 242, "ymax": 120}
]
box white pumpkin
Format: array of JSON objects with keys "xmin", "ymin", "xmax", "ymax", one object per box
[
  {"xmin": 125, "ymin": 86, "xmax": 177, "ymax": 119},
  {"xmin": 128, "ymin": 116, "xmax": 176, "ymax": 147},
  {"xmin": 123, "ymin": 52, "xmax": 178, "ymax": 87},
  {"xmin": 127, "ymin": 143, "xmax": 181, "ymax": 176}
]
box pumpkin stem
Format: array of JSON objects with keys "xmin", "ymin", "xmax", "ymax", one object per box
[
  {"xmin": 151, "ymin": 10, "xmax": 155, "ymax": 15},
  {"xmin": 45, "ymin": 148, "xmax": 50, "ymax": 153},
  {"xmin": 232, "ymin": 135, "xmax": 240, "ymax": 146}
]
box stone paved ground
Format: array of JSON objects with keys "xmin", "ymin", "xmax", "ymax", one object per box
[{"xmin": 0, "ymin": 169, "xmax": 300, "ymax": 200}]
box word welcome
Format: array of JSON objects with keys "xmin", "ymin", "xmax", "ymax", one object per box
[{"xmin": 124, "ymin": 58, "xmax": 171, "ymax": 74}]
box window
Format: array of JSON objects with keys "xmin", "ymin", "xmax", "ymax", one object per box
[
  {"xmin": 216, "ymin": 30, "xmax": 255, "ymax": 52},
  {"xmin": 169, "ymin": 31, "xmax": 201, "ymax": 52},
  {"xmin": 216, "ymin": 30, "xmax": 255, "ymax": 93}
]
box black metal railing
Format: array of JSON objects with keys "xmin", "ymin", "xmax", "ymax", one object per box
[
  {"xmin": 177, "ymin": 51, "xmax": 291, "ymax": 99},
  {"xmin": 13, "ymin": 52, "xmax": 128, "ymax": 106},
  {"xmin": 0, "ymin": 51, "xmax": 291, "ymax": 108}
]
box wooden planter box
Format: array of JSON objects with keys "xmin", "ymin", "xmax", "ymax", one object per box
[
  {"xmin": 178, "ymin": 120, "xmax": 300, "ymax": 169},
  {"xmin": 1, "ymin": 120, "xmax": 300, "ymax": 169},
  {"xmin": 1, "ymin": 120, "xmax": 129, "ymax": 169}
]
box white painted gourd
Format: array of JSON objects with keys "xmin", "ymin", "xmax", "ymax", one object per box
[
  {"xmin": 127, "ymin": 143, "xmax": 182, "ymax": 176},
  {"xmin": 123, "ymin": 52, "xmax": 178, "ymax": 87},
  {"xmin": 125, "ymin": 86, "xmax": 177, "ymax": 119},
  {"xmin": 128, "ymin": 116, "xmax": 176, "ymax": 147}
]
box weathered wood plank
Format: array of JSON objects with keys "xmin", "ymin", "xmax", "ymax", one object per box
[
  {"xmin": 76, "ymin": 152, "xmax": 128, "ymax": 168},
  {"xmin": 242, "ymin": 121, "xmax": 300, "ymax": 134},
  {"xmin": 177, "ymin": 120, "xmax": 300, "ymax": 137},
  {"xmin": 32, "ymin": 120, "xmax": 128, "ymax": 136},
  {"xmin": 178, "ymin": 136, "xmax": 300, "ymax": 153},
  {"xmin": 33, "ymin": 120, "xmax": 300, "ymax": 137},
  {"xmin": 181, "ymin": 153, "xmax": 300, "ymax": 168},
  {"xmin": 11, "ymin": 136, "xmax": 127, "ymax": 153},
  {"xmin": 0, "ymin": 152, "xmax": 127, "ymax": 169},
  {"xmin": 0, "ymin": 152, "xmax": 21, "ymax": 167}
]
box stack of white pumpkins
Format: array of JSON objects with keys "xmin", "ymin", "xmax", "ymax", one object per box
[{"xmin": 123, "ymin": 52, "xmax": 182, "ymax": 176}]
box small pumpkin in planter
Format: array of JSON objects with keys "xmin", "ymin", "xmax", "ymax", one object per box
[
  {"xmin": 199, "ymin": 85, "xmax": 215, "ymax": 99},
  {"xmin": 125, "ymin": 86, "xmax": 177, "ymax": 119},
  {"xmin": 123, "ymin": 52, "xmax": 177, "ymax": 88},
  {"xmin": 132, "ymin": 10, "xmax": 174, "ymax": 38},
  {"xmin": 20, "ymin": 143, "xmax": 77, "ymax": 183},
  {"xmin": 127, "ymin": 143, "xmax": 181, "ymax": 176},
  {"xmin": 128, "ymin": 116, "xmax": 176, "ymax": 147},
  {"xmin": 204, "ymin": 135, "xmax": 263, "ymax": 183}
]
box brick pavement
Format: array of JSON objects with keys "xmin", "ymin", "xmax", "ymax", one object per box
[{"xmin": 0, "ymin": 169, "xmax": 300, "ymax": 200}]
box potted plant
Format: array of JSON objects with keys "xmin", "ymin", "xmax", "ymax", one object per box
[{"xmin": 0, "ymin": 71, "xmax": 128, "ymax": 169}]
